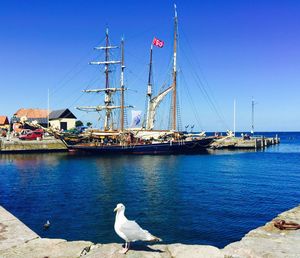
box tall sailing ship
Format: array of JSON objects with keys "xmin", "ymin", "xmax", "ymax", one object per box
[{"xmin": 61, "ymin": 5, "xmax": 215, "ymax": 154}]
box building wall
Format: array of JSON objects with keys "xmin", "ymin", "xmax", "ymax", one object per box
[
  {"xmin": 0, "ymin": 124, "xmax": 9, "ymax": 130},
  {"xmin": 0, "ymin": 116, "xmax": 9, "ymax": 129},
  {"xmin": 49, "ymin": 118, "xmax": 76, "ymax": 130}
]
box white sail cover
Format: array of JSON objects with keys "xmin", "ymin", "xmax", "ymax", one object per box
[
  {"xmin": 131, "ymin": 110, "xmax": 142, "ymax": 127},
  {"xmin": 146, "ymin": 86, "xmax": 173, "ymax": 130},
  {"xmin": 133, "ymin": 130, "xmax": 174, "ymax": 140}
]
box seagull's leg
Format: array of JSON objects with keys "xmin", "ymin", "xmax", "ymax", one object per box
[
  {"xmin": 119, "ymin": 242, "xmax": 129, "ymax": 254},
  {"xmin": 124, "ymin": 242, "xmax": 129, "ymax": 253}
]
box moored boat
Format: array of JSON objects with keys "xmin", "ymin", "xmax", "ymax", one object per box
[
  {"xmin": 61, "ymin": 5, "xmax": 215, "ymax": 154},
  {"xmin": 62, "ymin": 135, "xmax": 214, "ymax": 155}
]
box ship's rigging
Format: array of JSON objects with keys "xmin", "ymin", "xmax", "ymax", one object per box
[
  {"xmin": 55, "ymin": 4, "xmax": 216, "ymax": 154},
  {"xmin": 145, "ymin": 4, "xmax": 178, "ymax": 131},
  {"xmin": 75, "ymin": 28, "xmax": 133, "ymax": 131}
]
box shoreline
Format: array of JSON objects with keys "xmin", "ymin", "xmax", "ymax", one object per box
[
  {"xmin": 0, "ymin": 134, "xmax": 279, "ymax": 153},
  {"xmin": 1, "ymin": 205, "xmax": 300, "ymax": 257}
]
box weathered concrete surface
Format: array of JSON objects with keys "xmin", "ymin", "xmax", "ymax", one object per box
[
  {"xmin": 210, "ymin": 136, "xmax": 280, "ymax": 150},
  {"xmin": 84, "ymin": 243, "xmax": 223, "ymax": 258},
  {"xmin": 1, "ymin": 205, "xmax": 300, "ymax": 258},
  {"xmin": 0, "ymin": 138, "xmax": 67, "ymax": 153},
  {"xmin": 223, "ymin": 205, "xmax": 300, "ymax": 258},
  {"xmin": 0, "ymin": 206, "xmax": 39, "ymax": 251},
  {"xmin": 0, "ymin": 238, "xmax": 93, "ymax": 258}
]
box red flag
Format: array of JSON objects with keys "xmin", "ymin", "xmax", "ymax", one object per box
[{"xmin": 152, "ymin": 37, "xmax": 164, "ymax": 48}]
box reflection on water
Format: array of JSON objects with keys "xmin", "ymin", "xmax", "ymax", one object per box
[
  {"xmin": 207, "ymin": 148, "xmax": 258, "ymax": 155},
  {"xmin": 0, "ymin": 153, "xmax": 63, "ymax": 168},
  {"xmin": 0, "ymin": 132, "xmax": 300, "ymax": 248}
]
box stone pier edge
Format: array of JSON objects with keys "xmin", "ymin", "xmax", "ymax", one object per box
[{"xmin": 1, "ymin": 204, "xmax": 300, "ymax": 258}]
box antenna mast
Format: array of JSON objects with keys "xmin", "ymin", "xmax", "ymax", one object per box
[
  {"xmin": 251, "ymin": 97, "xmax": 255, "ymax": 135},
  {"xmin": 233, "ymin": 98, "xmax": 236, "ymax": 136},
  {"xmin": 47, "ymin": 88, "xmax": 50, "ymax": 128}
]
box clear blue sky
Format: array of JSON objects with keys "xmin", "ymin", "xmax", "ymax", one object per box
[{"xmin": 1, "ymin": 0, "xmax": 300, "ymax": 131}]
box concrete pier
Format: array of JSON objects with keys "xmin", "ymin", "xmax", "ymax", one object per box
[
  {"xmin": 0, "ymin": 206, "xmax": 93, "ymax": 258},
  {"xmin": 0, "ymin": 137, "xmax": 67, "ymax": 153},
  {"xmin": 1, "ymin": 205, "xmax": 300, "ymax": 257},
  {"xmin": 0, "ymin": 206, "xmax": 39, "ymax": 251},
  {"xmin": 210, "ymin": 135, "xmax": 280, "ymax": 150}
]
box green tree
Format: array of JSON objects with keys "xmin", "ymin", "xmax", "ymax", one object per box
[
  {"xmin": 75, "ymin": 120, "xmax": 83, "ymax": 127},
  {"xmin": 86, "ymin": 122, "xmax": 92, "ymax": 127}
]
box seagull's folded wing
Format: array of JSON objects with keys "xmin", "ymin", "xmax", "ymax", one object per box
[{"xmin": 120, "ymin": 220, "xmax": 154, "ymax": 242}]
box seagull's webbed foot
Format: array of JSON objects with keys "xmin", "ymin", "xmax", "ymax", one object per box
[
  {"xmin": 119, "ymin": 242, "xmax": 130, "ymax": 254},
  {"xmin": 119, "ymin": 248, "xmax": 129, "ymax": 254}
]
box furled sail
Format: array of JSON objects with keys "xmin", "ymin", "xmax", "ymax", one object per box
[{"xmin": 146, "ymin": 85, "xmax": 173, "ymax": 130}]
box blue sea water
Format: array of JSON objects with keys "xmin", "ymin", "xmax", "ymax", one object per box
[{"xmin": 0, "ymin": 132, "xmax": 300, "ymax": 248}]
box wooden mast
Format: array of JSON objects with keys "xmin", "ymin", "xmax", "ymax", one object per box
[
  {"xmin": 147, "ymin": 45, "xmax": 153, "ymax": 98},
  {"xmin": 104, "ymin": 28, "xmax": 111, "ymax": 131},
  {"xmin": 172, "ymin": 4, "xmax": 178, "ymax": 131},
  {"xmin": 146, "ymin": 44, "xmax": 153, "ymax": 129},
  {"xmin": 120, "ymin": 38, "xmax": 125, "ymax": 132},
  {"xmin": 105, "ymin": 28, "xmax": 109, "ymax": 89},
  {"xmin": 77, "ymin": 29, "xmax": 133, "ymax": 130}
]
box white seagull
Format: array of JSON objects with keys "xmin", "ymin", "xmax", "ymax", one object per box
[{"xmin": 114, "ymin": 203, "xmax": 162, "ymax": 254}]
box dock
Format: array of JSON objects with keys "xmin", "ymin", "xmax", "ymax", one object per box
[
  {"xmin": 0, "ymin": 206, "xmax": 92, "ymax": 258},
  {"xmin": 0, "ymin": 137, "xmax": 67, "ymax": 153},
  {"xmin": 1, "ymin": 204, "xmax": 300, "ymax": 257},
  {"xmin": 210, "ymin": 135, "xmax": 280, "ymax": 150}
]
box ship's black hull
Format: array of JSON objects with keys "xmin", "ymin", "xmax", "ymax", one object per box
[{"xmin": 64, "ymin": 137, "xmax": 215, "ymax": 155}]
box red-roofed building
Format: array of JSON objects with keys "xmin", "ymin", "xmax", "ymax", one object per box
[
  {"xmin": 12, "ymin": 108, "xmax": 49, "ymax": 129},
  {"xmin": 11, "ymin": 108, "xmax": 77, "ymax": 131},
  {"xmin": 14, "ymin": 108, "xmax": 49, "ymax": 119},
  {"xmin": 0, "ymin": 116, "xmax": 9, "ymax": 129}
]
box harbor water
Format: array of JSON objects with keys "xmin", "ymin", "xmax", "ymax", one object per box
[{"xmin": 0, "ymin": 132, "xmax": 300, "ymax": 248}]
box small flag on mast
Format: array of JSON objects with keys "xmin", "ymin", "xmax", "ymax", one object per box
[{"xmin": 152, "ymin": 37, "xmax": 164, "ymax": 48}]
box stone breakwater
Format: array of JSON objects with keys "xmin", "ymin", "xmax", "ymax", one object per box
[{"xmin": 1, "ymin": 205, "xmax": 300, "ymax": 258}]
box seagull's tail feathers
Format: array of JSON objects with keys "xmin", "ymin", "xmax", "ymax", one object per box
[
  {"xmin": 151, "ymin": 235, "xmax": 162, "ymax": 242},
  {"xmin": 143, "ymin": 230, "xmax": 162, "ymax": 242}
]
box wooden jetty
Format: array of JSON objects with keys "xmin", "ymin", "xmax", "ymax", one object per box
[{"xmin": 210, "ymin": 135, "xmax": 280, "ymax": 150}]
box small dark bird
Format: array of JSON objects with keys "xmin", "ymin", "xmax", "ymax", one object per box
[{"xmin": 44, "ymin": 220, "xmax": 50, "ymax": 229}]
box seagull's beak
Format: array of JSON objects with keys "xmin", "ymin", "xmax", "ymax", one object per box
[{"xmin": 113, "ymin": 207, "xmax": 118, "ymax": 212}]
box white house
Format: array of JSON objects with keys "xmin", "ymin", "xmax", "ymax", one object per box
[{"xmin": 49, "ymin": 109, "xmax": 76, "ymax": 131}]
